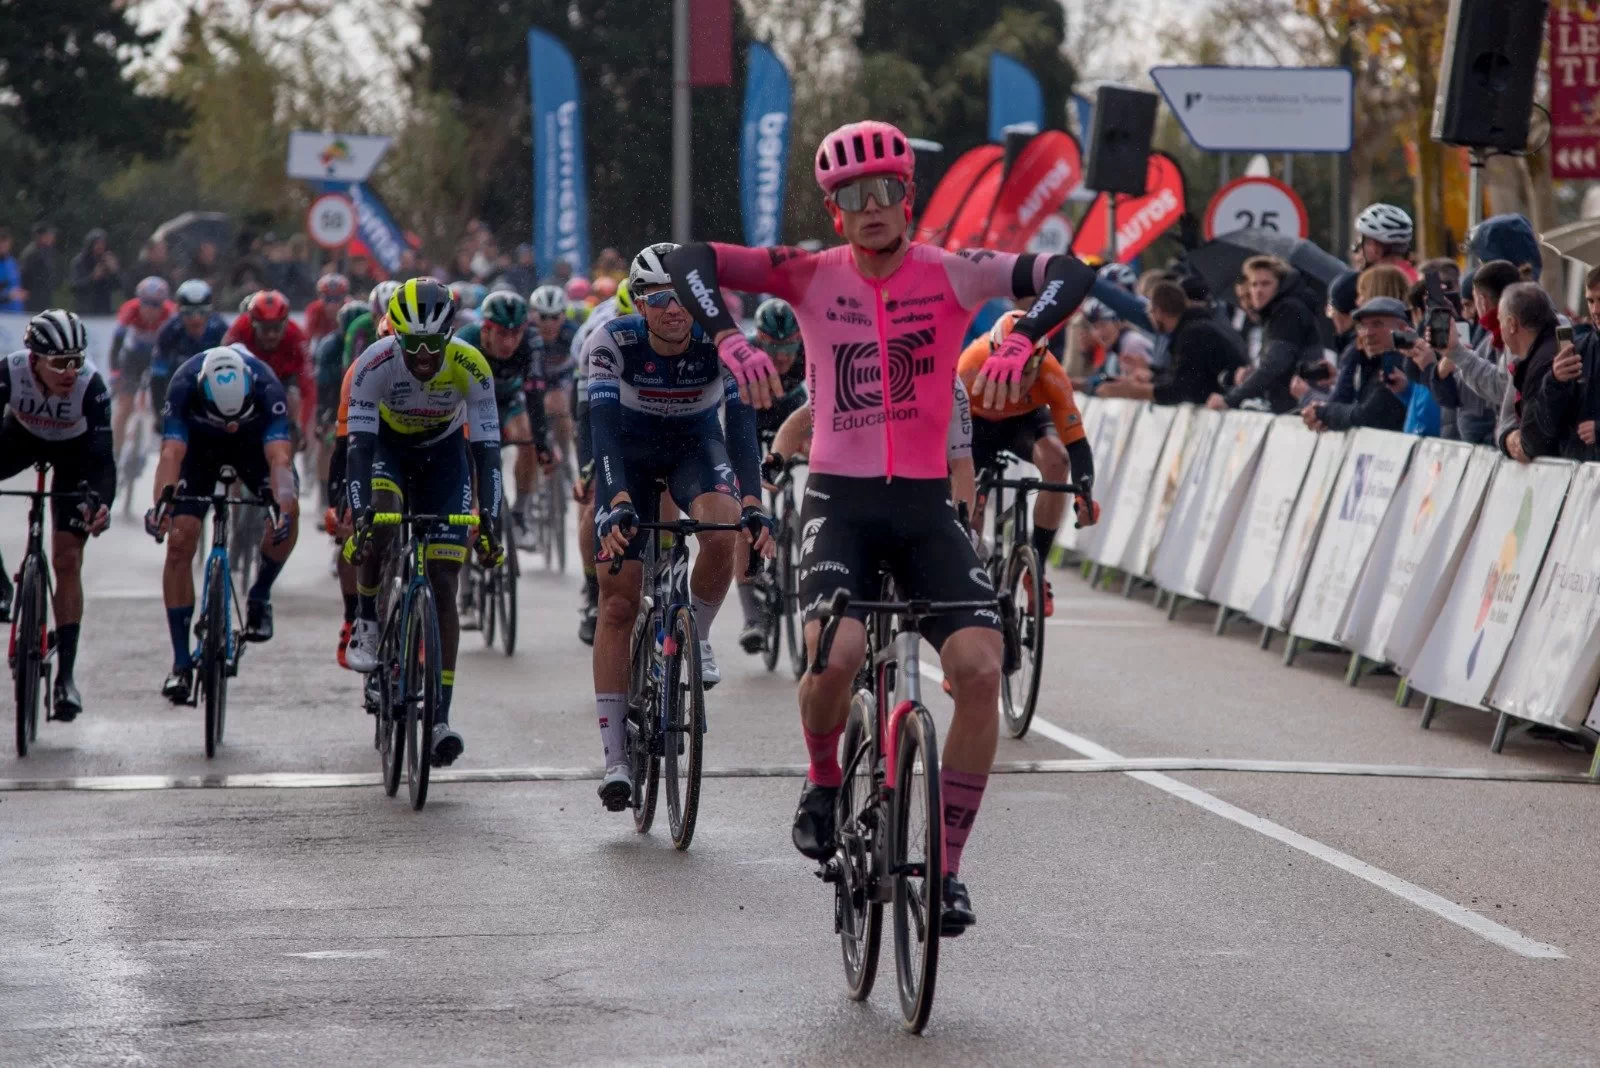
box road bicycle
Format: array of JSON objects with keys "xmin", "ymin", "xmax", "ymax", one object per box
[
  {"xmin": 3, "ymin": 465, "xmax": 98, "ymax": 757},
  {"xmin": 153, "ymin": 467, "xmax": 277, "ymax": 758},
  {"xmin": 611, "ymin": 509, "xmax": 753, "ymax": 851},
  {"xmin": 117, "ymin": 377, "xmax": 153, "ymax": 517},
  {"xmin": 468, "ymin": 512, "xmax": 519, "ymax": 656},
  {"xmin": 974, "ymin": 451, "xmax": 1085, "ymax": 739},
  {"xmin": 525, "ymin": 450, "xmax": 570, "ymax": 572},
  {"xmin": 811, "ymin": 582, "xmax": 1010, "ymax": 1034},
  {"xmin": 354, "ymin": 510, "xmax": 478, "ymax": 810},
  {"xmin": 743, "ymin": 454, "xmax": 807, "ymax": 676}
]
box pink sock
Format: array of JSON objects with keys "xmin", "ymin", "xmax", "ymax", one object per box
[
  {"xmin": 940, "ymin": 769, "xmax": 988, "ymax": 876},
  {"xmin": 804, "ymin": 725, "xmax": 845, "ymax": 787}
]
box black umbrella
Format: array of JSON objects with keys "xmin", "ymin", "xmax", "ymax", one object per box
[
  {"xmin": 1185, "ymin": 228, "xmax": 1348, "ymax": 309},
  {"xmin": 149, "ymin": 211, "xmax": 233, "ymax": 263}
]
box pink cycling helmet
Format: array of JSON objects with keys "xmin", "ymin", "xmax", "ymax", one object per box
[
  {"xmin": 814, "ymin": 120, "xmax": 915, "ymax": 193},
  {"xmin": 565, "ymin": 277, "xmax": 591, "ymax": 301}
]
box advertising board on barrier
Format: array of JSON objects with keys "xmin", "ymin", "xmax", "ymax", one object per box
[
  {"xmin": 1290, "ymin": 429, "xmax": 1415, "ymax": 646},
  {"xmin": 1130, "ymin": 405, "xmax": 1200, "ymax": 577},
  {"xmin": 1058, "ymin": 396, "xmax": 1103, "ymax": 555},
  {"xmin": 1154, "ymin": 410, "xmax": 1269, "ymax": 600},
  {"xmin": 1212, "ymin": 415, "xmax": 1318, "ymax": 616},
  {"xmin": 1407, "ymin": 459, "xmax": 1575, "ymax": 711},
  {"xmin": 1093, "ymin": 404, "xmax": 1176, "ymax": 570},
  {"xmin": 1073, "ymin": 398, "xmax": 1139, "ymax": 559},
  {"xmin": 1383, "ymin": 447, "xmax": 1498, "ymax": 672},
  {"xmin": 1249, "ymin": 430, "xmax": 1347, "ymax": 630},
  {"xmin": 1490, "ymin": 464, "xmax": 1600, "ymax": 730},
  {"xmin": 1340, "ymin": 438, "xmax": 1475, "ymax": 662},
  {"xmin": 1151, "ymin": 408, "xmax": 1228, "ymax": 596}
]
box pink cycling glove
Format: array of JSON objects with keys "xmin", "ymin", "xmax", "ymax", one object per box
[
  {"xmin": 716, "ymin": 332, "xmax": 778, "ymax": 388},
  {"xmin": 982, "ymin": 332, "xmax": 1036, "ymax": 389}
]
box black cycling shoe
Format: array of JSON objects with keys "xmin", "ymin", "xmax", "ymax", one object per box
[
  {"xmin": 792, "ymin": 780, "xmax": 841, "ymax": 859},
  {"xmin": 738, "ymin": 620, "xmax": 765, "ymax": 654},
  {"xmin": 577, "ymin": 603, "xmax": 597, "ymax": 646},
  {"xmin": 51, "ymin": 677, "xmax": 83, "ymax": 722},
  {"xmin": 940, "ymin": 875, "xmax": 976, "ymax": 936},
  {"xmin": 430, "ymin": 723, "xmax": 465, "ymax": 767},
  {"xmin": 244, "ymin": 599, "xmax": 274, "ymax": 643},
  {"xmin": 161, "ymin": 668, "xmax": 194, "ymax": 706}
]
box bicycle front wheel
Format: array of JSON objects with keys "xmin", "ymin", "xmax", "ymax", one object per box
[
  {"xmin": 499, "ymin": 550, "xmax": 518, "ymax": 656},
  {"xmin": 627, "ymin": 617, "xmax": 661, "ymax": 835},
  {"xmin": 1001, "ymin": 544, "xmax": 1046, "ymax": 739},
  {"xmin": 662, "ymin": 605, "xmax": 705, "ymax": 850},
  {"xmin": 837, "ymin": 692, "xmax": 882, "ymax": 1001},
  {"xmin": 13, "ymin": 555, "xmax": 46, "ymax": 756},
  {"xmin": 378, "ymin": 604, "xmax": 406, "ymax": 797},
  {"xmin": 404, "ymin": 583, "xmax": 443, "ymax": 810},
  {"xmin": 890, "ymin": 705, "xmax": 943, "ymax": 1034},
  {"xmin": 779, "ymin": 521, "xmax": 806, "ymax": 679},
  {"xmin": 479, "ymin": 566, "xmax": 496, "ymax": 649},
  {"xmin": 553, "ymin": 475, "xmax": 569, "ymax": 573},
  {"xmin": 202, "ymin": 554, "xmax": 229, "ymax": 758}
]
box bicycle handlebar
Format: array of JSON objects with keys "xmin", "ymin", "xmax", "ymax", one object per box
[
  {"xmin": 809, "ymin": 588, "xmax": 1001, "ymax": 675},
  {"xmin": 369, "ymin": 512, "xmax": 479, "ymax": 527},
  {"xmin": 604, "ymin": 519, "xmax": 766, "ymax": 575}
]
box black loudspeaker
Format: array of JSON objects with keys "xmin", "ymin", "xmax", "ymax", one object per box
[
  {"xmin": 1432, "ymin": 0, "xmax": 1548, "ymax": 151},
  {"xmin": 1084, "ymin": 86, "xmax": 1159, "ymax": 195}
]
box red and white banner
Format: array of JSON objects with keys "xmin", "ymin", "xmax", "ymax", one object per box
[
  {"xmin": 1551, "ymin": 4, "xmax": 1600, "ymax": 179},
  {"xmin": 914, "ymin": 144, "xmax": 1003, "ymax": 246},
  {"xmin": 981, "ymin": 131, "xmax": 1084, "ymax": 252},
  {"xmin": 941, "ymin": 160, "xmax": 1008, "ymax": 251},
  {"xmin": 1070, "ymin": 152, "xmax": 1186, "ymax": 263}
]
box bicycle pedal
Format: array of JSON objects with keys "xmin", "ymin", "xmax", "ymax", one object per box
[{"xmin": 815, "ymin": 857, "xmax": 842, "ymax": 884}]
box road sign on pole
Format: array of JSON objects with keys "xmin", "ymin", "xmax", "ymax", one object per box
[
  {"xmin": 286, "ymin": 132, "xmax": 392, "ymax": 183},
  {"xmin": 1150, "ymin": 66, "xmax": 1354, "ymax": 153},
  {"xmin": 306, "ymin": 193, "xmax": 357, "ymax": 250},
  {"xmin": 1203, "ymin": 177, "xmax": 1309, "ymax": 240}
]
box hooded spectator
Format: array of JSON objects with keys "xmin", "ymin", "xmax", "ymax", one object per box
[
  {"xmin": 135, "ymin": 239, "xmax": 174, "ymax": 291},
  {"xmin": 1210, "ymin": 255, "xmax": 1319, "ymax": 414},
  {"xmin": 1471, "ymin": 214, "xmax": 1543, "ymax": 282},
  {"xmin": 69, "ymin": 228, "xmax": 122, "ymax": 314}
]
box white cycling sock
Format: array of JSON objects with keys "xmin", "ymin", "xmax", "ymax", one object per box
[
  {"xmin": 690, "ymin": 594, "xmax": 723, "ymax": 639},
  {"xmin": 596, "ymin": 693, "xmax": 627, "ymax": 767},
  {"xmin": 736, "ymin": 583, "xmax": 760, "ymax": 624}
]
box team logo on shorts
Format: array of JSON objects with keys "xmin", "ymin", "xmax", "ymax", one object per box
[
  {"xmin": 969, "ymin": 566, "xmax": 994, "ymax": 591},
  {"xmin": 800, "ymin": 517, "xmax": 825, "ymax": 558}
]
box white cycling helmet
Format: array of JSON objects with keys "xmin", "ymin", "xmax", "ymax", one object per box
[
  {"xmin": 25, "ymin": 309, "xmax": 88, "ymax": 356},
  {"xmin": 530, "ymin": 284, "xmax": 567, "ymax": 317},
  {"xmin": 199, "ymin": 346, "xmax": 254, "ymax": 421},
  {"xmin": 628, "ymin": 242, "xmax": 680, "ymax": 293},
  {"xmin": 1355, "ymin": 203, "xmax": 1414, "ymax": 248},
  {"xmin": 175, "ymin": 278, "xmax": 213, "ymax": 311},
  {"xmin": 370, "ymin": 280, "xmax": 400, "ymax": 320}
]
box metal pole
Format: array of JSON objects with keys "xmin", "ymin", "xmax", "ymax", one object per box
[
  {"xmin": 1283, "ymin": 154, "xmax": 1294, "ymax": 187},
  {"xmin": 1466, "ymin": 150, "xmax": 1485, "ymax": 268},
  {"xmin": 672, "ymin": 0, "xmax": 691, "ymax": 244},
  {"xmin": 1335, "ymin": 36, "xmax": 1354, "ymax": 254},
  {"xmin": 1106, "ymin": 196, "xmax": 1119, "ymax": 263},
  {"xmin": 1219, "ymin": 153, "xmax": 1230, "ymax": 187}
]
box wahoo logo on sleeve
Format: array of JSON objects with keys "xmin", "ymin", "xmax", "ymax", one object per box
[{"xmin": 684, "ymin": 269, "xmax": 721, "ymax": 319}]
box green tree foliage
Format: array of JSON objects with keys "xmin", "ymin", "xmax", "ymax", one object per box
[{"xmin": 418, "ymin": 0, "xmax": 753, "ymax": 258}]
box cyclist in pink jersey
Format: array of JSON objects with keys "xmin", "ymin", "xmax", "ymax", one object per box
[{"xmin": 665, "ymin": 119, "xmax": 1097, "ymax": 935}]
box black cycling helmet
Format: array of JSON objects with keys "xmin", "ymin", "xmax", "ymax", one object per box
[
  {"xmin": 753, "ymin": 298, "xmax": 800, "ymax": 348},
  {"xmin": 26, "ymin": 309, "xmax": 88, "ymax": 356},
  {"xmin": 480, "ymin": 291, "xmax": 529, "ymax": 330},
  {"xmin": 336, "ymin": 299, "xmax": 368, "ymax": 335}
]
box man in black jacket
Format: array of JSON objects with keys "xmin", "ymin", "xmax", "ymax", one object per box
[
  {"xmin": 1207, "ymin": 255, "xmax": 1320, "ymax": 414},
  {"xmin": 1499, "ymin": 283, "xmax": 1569, "ymax": 462},
  {"xmin": 19, "ymin": 222, "xmax": 58, "ymax": 313},
  {"xmin": 1302, "ymin": 297, "xmax": 1408, "ymax": 432},
  {"xmin": 1098, "ymin": 281, "xmax": 1245, "ymax": 406}
]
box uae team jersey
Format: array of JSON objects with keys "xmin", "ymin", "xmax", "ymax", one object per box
[
  {"xmin": 706, "ymin": 242, "xmax": 1043, "ymax": 480},
  {"xmin": 0, "ymin": 351, "xmax": 112, "ymax": 442}
]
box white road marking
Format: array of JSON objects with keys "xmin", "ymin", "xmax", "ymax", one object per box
[
  {"xmin": 285, "ymin": 949, "xmax": 390, "ymax": 960},
  {"xmin": 916, "ymin": 661, "xmax": 1569, "ymax": 961}
]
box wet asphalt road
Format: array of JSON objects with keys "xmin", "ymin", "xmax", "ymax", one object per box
[{"xmin": 3, "ymin": 467, "xmax": 1599, "ymax": 1066}]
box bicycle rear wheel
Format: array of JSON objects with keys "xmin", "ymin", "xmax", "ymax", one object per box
[
  {"xmin": 836, "ymin": 692, "xmax": 882, "ymax": 1001},
  {"xmin": 626, "ymin": 617, "xmax": 660, "ymax": 834},
  {"xmin": 779, "ymin": 522, "xmax": 806, "ymax": 679},
  {"xmin": 13, "ymin": 556, "xmax": 46, "ymax": 757},
  {"xmin": 662, "ymin": 605, "xmax": 705, "ymax": 850},
  {"xmin": 890, "ymin": 705, "xmax": 943, "ymax": 1034},
  {"xmin": 404, "ymin": 583, "xmax": 443, "ymax": 810},
  {"xmin": 1001, "ymin": 545, "xmax": 1046, "ymax": 739},
  {"xmin": 553, "ymin": 474, "xmax": 569, "ymax": 573},
  {"xmin": 479, "ymin": 565, "xmax": 497, "ymax": 648},
  {"xmin": 541, "ymin": 479, "xmax": 558, "ymax": 572},
  {"xmin": 378, "ymin": 604, "xmax": 406, "ymax": 797},
  {"xmin": 499, "ymin": 550, "xmax": 518, "ymax": 656},
  {"xmin": 202, "ymin": 555, "xmax": 229, "ymax": 758}
]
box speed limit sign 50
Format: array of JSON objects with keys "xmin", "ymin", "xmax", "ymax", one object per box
[
  {"xmin": 306, "ymin": 192, "xmax": 357, "ymax": 250},
  {"xmin": 1203, "ymin": 177, "xmax": 1309, "ymax": 241}
]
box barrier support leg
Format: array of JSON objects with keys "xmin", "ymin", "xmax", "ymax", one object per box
[
  {"xmin": 1419, "ymin": 696, "xmax": 1438, "ymax": 730},
  {"xmin": 1166, "ymin": 593, "xmax": 1182, "ymax": 621},
  {"xmin": 1489, "ymin": 712, "xmax": 1520, "ymax": 754},
  {"xmin": 1152, "ymin": 585, "xmax": 1166, "ymax": 609},
  {"xmin": 1121, "ymin": 572, "xmax": 1136, "ymax": 598},
  {"xmin": 1213, "ymin": 605, "xmax": 1231, "ymax": 635},
  {"xmin": 1282, "ymin": 635, "xmax": 1299, "ymax": 667},
  {"xmin": 1588, "ymin": 746, "xmax": 1600, "ymax": 782},
  {"xmin": 1259, "ymin": 626, "xmax": 1273, "ymax": 650},
  {"xmin": 1086, "ymin": 563, "xmax": 1102, "ymax": 588},
  {"xmin": 1080, "ymin": 559, "xmax": 1092, "ymax": 580},
  {"xmin": 1395, "ymin": 678, "xmax": 1411, "ymax": 707},
  {"xmin": 1345, "ymin": 653, "xmax": 1364, "ymax": 686}
]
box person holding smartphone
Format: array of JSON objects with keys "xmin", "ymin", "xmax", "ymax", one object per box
[{"xmin": 1300, "ymin": 297, "xmax": 1410, "ymax": 433}]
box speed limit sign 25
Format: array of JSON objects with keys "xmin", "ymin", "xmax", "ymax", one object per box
[{"xmin": 1203, "ymin": 177, "xmax": 1308, "ymax": 241}]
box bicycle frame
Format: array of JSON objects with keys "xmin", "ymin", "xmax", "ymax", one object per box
[
  {"xmin": 975, "ymin": 453, "xmax": 1084, "ymax": 575},
  {"xmin": 3, "ymin": 465, "xmax": 98, "ymax": 669}
]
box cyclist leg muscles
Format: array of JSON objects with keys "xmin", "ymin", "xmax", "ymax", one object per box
[
  {"xmin": 414, "ymin": 435, "xmax": 474, "ymax": 713},
  {"xmin": 503, "ymin": 409, "xmax": 534, "ymax": 504},
  {"xmin": 795, "ymin": 475, "xmax": 878, "ymax": 741},
  {"xmin": 592, "ymin": 462, "xmax": 655, "ymax": 692}
]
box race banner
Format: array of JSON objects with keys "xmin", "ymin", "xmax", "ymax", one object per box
[
  {"xmin": 983, "ymin": 131, "xmax": 1085, "ymax": 253},
  {"xmin": 1130, "ymin": 405, "xmax": 1200, "ymax": 577},
  {"xmin": 915, "ymin": 145, "xmax": 1003, "ymax": 247},
  {"xmin": 1340, "ymin": 438, "xmax": 1476, "ymax": 661},
  {"xmin": 528, "ymin": 29, "xmax": 590, "ymax": 277},
  {"xmin": 1070, "ymin": 152, "xmax": 1187, "ymax": 263},
  {"xmin": 1212, "ymin": 416, "xmax": 1319, "ymax": 616},
  {"xmin": 1383, "ymin": 447, "xmax": 1498, "ymax": 672},
  {"xmin": 1073, "ymin": 397, "xmax": 1140, "ymax": 559},
  {"xmin": 1249, "ymin": 430, "xmax": 1348, "ymax": 630},
  {"xmin": 1490, "ymin": 463, "xmax": 1600, "ymax": 730},
  {"xmin": 1093, "ymin": 404, "xmax": 1177, "ymax": 571},
  {"xmin": 739, "ymin": 43, "xmax": 792, "ymax": 248},
  {"xmin": 1153, "ymin": 409, "xmax": 1271, "ymax": 600},
  {"xmin": 1407, "ymin": 459, "xmax": 1575, "ymax": 710},
  {"xmin": 941, "ymin": 158, "xmax": 1009, "ymax": 250},
  {"xmin": 989, "ymin": 53, "xmax": 1044, "ymax": 143},
  {"xmin": 1290, "ymin": 429, "xmax": 1416, "ymax": 646},
  {"xmin": 1551, "ymin": 4, "xmax": 1600, "ymax": 180}
]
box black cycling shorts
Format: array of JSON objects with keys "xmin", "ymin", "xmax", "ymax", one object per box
[
  {"xmin": 797, "ymin": 472, "xmax": 999, "ymax": 650},
  {"xmin": 0, "ymin": 419, "xmax": 110, "ymax": 538},
  {"xmin": 369, "ymin": 429, "xmax": 474, "ymax": 562},
  {"xmin": 596, "ymin": 431, "xmax": 741, "ymax": 562},
  {"xmin": 172, "ymin": 432, "xmax": 286, "ymax": 520},
  {"xmin": 971, "ymin": 409, "xmax": 1055, "ymax": 473},
  {"xmin": 114, "ymin": 346, "xmax": 154, "ymax": 394}
]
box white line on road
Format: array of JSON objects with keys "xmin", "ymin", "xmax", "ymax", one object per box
[{"xmin": 916, "ymin": 662, "xmax": 1568, "ymax": 961}]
